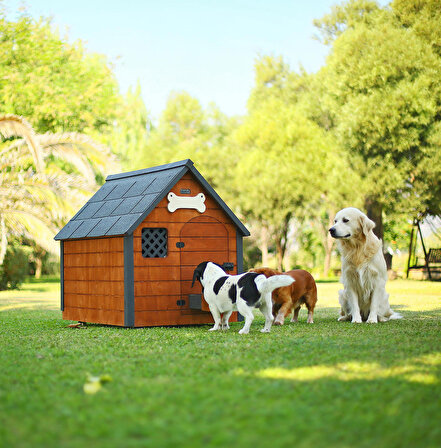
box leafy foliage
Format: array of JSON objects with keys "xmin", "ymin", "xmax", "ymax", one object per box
[
  {"xmin": 0, "ymin": 114, "xmax": 117, "ymax": 266},
  {"xmin": 0, "ymin": 8, "xmax": 120, "ymax": 133},
  {"xmin": 0, "ymin": 242, "xmax": 28, "ymax": 290}
]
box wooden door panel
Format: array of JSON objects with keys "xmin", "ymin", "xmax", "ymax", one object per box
[{"xmin": 179, "ymin": 216, "xmax": 236, "ymax": 317}]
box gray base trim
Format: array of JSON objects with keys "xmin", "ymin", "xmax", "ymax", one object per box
[{"xmin": 124, "ymin": 234, "xmax": 135, "ymax": 327}]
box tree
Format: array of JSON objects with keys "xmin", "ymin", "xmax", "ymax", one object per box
[
  {"xmin": 107, "ymin": 82, "xmax": 150, "ymax": 171},
  {"xmin": 392, "ymin": 0, "xmax": 441, "ymax": 58},
  {"xmin": 315, "ymin": 2, "xmax": 441, "ymax": 240},
  {"xmin": 0, "ymin": 114, "xmax": 117, "ymax": 268},
  {"xmin": 231, "ymin": 97, "xmax": 333, "ymax": 270},
  {"xmin": 0, "ymin": 7, "xmax": 121, "ymax": 134},
  {"xmin": 139, "ymin": 91, "xmax": 239, "ymax": 193}
]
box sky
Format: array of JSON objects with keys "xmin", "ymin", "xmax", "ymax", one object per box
[{"xmin": 8, "ymin": 0, "xmax": 362, "ymax": 120}]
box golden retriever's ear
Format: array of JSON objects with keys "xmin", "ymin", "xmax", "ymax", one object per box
[{"xmin": 359, "ymin": 215, "xmax": 375, "ymax": 236}]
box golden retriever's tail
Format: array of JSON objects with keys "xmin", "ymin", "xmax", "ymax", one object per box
[{"xmin": 379, "ymin": 309, "xmax": 403, "ymax": 321}]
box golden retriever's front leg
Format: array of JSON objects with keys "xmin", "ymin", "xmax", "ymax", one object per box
[
  {"xmin": 366, "ymin": 283, "xmax": 385, "ymax": 323},
  {"xmin": 338, "ymin": 289, "xmax": 351, "ymax": 321},
  {"xmin": 345, "ymin": 288, "xmax": 362, "ymax": 323}
]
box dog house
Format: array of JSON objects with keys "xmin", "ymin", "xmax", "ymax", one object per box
[{"xmin": 54, "ymin": 159, "xmax": 250, "ymax": 327}]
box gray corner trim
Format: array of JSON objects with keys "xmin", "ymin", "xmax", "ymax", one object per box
[
  {"xmin": 60, "ymin": 241, "xmax": 64, "ymax": 311},
  {"xmin": 236, "ymin": 231, "xmax": 245, "ymax": 322},
  {"xmin": 236, "ymin": 231, "xmax": 244, "ymax": 274},
  {"xmin": 188, "ymin": 165, "xmax": 250, "ymax": 237},
  {"xmin": 124, "ymin": 234, "xmax": 135, "ymax": 327}
]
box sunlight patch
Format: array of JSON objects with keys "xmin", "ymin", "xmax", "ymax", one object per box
[{"xmin": 247, "ymin": 358, "xmax": 440, "ymax": 385}]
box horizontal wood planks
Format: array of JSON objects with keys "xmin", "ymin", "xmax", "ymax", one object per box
[
  {"xmin": 63, "ymin": 237, "xmax": 125, "ymax": 326},
  {"xmin": 133, "ymin": 174, "xmax": 239, "ymax": 327},
  {"xmin": 135, "ymin": 310, "xmax": 214, "ymax": 327},
  {"xmin": 60, "ymin": 172, "xmax": 243, "ymax": 328},
  {"xmin": 63, "ymin": 308, "xmax": 124, "ymax": 326}
]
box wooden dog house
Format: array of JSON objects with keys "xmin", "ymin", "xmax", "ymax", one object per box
[{"xmin": 55, "ymin": 159, "xmax": 250, "ymax": 327}]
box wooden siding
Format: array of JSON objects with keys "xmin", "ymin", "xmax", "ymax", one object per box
[
  {"xmin": 61, "ymin": 172, "xmax": 242, "ymax": 328},
  {"xmin": 63, "ymin": 237, "xmax": 125, "ymax": 326},
  {"xmin": 133, "ymin": 174, "xmax": 239, "ymax": 327}
]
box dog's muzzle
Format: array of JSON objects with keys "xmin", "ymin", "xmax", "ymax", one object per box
[{"xmin": 329, "ymin": 227, "xmax": 350, "ymax": 239}]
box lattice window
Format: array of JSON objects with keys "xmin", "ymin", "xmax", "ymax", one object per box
[{"xmin": 141, "ymin": 228, "xmax": 168, "ymax": 258}]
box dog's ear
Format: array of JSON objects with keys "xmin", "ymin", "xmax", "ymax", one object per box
[
  {"xmin": 191, "ymin": 267, "xmax": 201, "ymax": 288},
  {"xmin": 191, "ymin": 262, "xmax": 207, "ymax": 287},
  {"xmin": 359, "ymin": 215, "xmax": 375, "ymax": 236}
]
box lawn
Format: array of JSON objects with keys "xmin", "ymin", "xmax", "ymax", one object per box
[{"xmin": 1, "ymin": 278, "xmax": 440, "ymax": 448}]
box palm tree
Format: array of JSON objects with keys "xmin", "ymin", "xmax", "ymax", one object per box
[{"xmin": 0, "ymin": 114, "xmax": 118, "ymax": 268}]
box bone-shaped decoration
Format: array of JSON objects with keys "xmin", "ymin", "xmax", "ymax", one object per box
[{"xmin": 167, "ymin": 192, "xmax": 206, "ymax": 213}]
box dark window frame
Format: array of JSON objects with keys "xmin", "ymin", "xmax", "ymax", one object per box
[{"xmin": 141, "ymin": 227, "xmax": 168, "ymax": 258}]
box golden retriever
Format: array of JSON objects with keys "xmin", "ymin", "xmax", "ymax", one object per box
[{"xmin": 329, "ymin": 207, "xmax": 402, "ymax": 323}]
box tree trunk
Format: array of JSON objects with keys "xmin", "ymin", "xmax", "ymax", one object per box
[
  {"xmin": 316, "ymin": 211, "xmax": 335, "ymax": 278},
  {"xmin": 323, "ymin": 213, "xmax": 335, "ymax": 277},
  {"xmin": 35, "ymin": 256, "xmax": 43, "ymax": 279},
  {"xmin": 364, "ymin": 197, "xmax": 383, "ymax": 241},
  {"xmin": 276, "ymin": 239, "xmax": 284, "ymax": 271},
  {"xmin": 324, "ymin": 235, "xmax": 334, "ymax": 277},
  {"xmin": 275, "ymin": 214, "xmax": 291, "ymax": 271},
  {"xmin": 260, "ymin": 226, "xmax": 269, "ymax": 266}
]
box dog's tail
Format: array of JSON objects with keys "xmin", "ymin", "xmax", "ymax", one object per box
[
  {"xmin": 259, "ymin": 275, "xmax": 294, "ymax": 294},
  {"xmin": 379, "ymin": 309, "xmax": 403, "ymax": 322}
]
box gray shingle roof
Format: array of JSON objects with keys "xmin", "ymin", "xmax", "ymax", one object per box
[{"xmin": 54, "ymin": 159, "xmax": 249, "ymax": 240}]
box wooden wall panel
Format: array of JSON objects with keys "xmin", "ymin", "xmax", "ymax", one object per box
[
  {"xmin": 135, "ymin": 310, "xmax": 214, "ymax": 327},
  {"xmin": 63, "ymin": 307, "xmax": 124, "ymax": 326},
  {"xmin": 134, "ymin": 310, "xmax": 240, "ymax": 327},
  {"xmin": 63, "ymin": 294, "xmax": 124, "ymax": 310},
  {"xmin": 144, "ymin": 207, "xmax": 230, "ymax": 225},
  {"xmin": 64, "ymin": 237, "xmax": 124, "ymax": 254},
  {"xmin": 63, "ymin": 236, "xmax": 126, "ymax": 325},
  {"xmin": 135, "ymin": 281, "xmax": 181, "ymax": 296},
  {"xmin": 135, "ymin": 295, "xmax": 182, "ymax": 311},
  {"xmin": 64, "ymin": 280, "xmax": 124, "ymax": 296},
  {"xmin": 133, "ymin": 251, "xmax": 180, "ymax": 267},
  {"xmin": 64, "ymin": 266, "xmax": 124, "ymax": 281}
]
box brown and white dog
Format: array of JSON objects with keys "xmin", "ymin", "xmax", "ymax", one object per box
[{"xmin": 249, "ymin": 268, "xmax": 317, "ymax": 325}]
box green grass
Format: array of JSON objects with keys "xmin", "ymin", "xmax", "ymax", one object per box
[{"xmin": 1, "ymin": 278, "xmax": 440, "ymax": 448}]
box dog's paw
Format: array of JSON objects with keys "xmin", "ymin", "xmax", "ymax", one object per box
[
  {"xmin": 260, "ymin": 328, "xmax": 271, "ymax": 333},
  {"xmin": 208, "ymin": 326, "xmax": 219, "ymax": 331},
  {"xmin": 338, "ymin": 315, "xmax": 350, "ymax": 322},
  {"xmin": 351, "ymin": 316, "xmax": 362, "ymax": 323},
  {"xmin": 366, "ymin": 315, "xmax": 378, "ymax": 324},
  {"xmin": 238, "ymin": 328, "xmax": 249, "ymax": 335},
  {"xmin": 273, "ymin": 319, "xmax": 284, "ymax": 326}
]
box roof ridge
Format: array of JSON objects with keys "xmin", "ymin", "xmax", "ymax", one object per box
[{"xmin": 106, "ymin": 159, "xmax": 194, "ymax": 181}]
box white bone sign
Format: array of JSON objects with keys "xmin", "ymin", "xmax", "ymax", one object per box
[{"xmin": 167, "ymin": 192, "xmax": 206, "ymax": 213}]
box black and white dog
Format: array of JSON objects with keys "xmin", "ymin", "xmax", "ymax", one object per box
[{"xmin": 192, "ymin": 262, "xmax": 295, "ymax": 334}]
